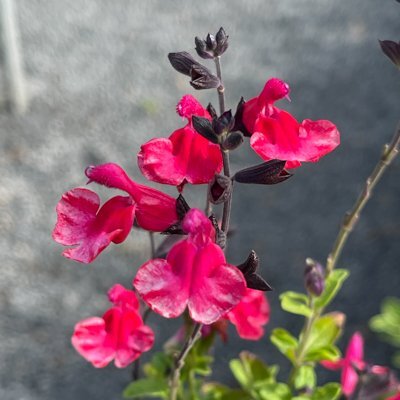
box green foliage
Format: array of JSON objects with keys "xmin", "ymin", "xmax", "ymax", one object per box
[
  {"xmin": 292, "ymin": 365, "xmax": 316, "ymax": 390},
  {"xmin": 312, "ymin": 383, "xmax": 341, "ymax": 400},
  {"xmin": 280, "ymin": 292, "xmax": 312, "ymax": 318},
  {"xmin": 270, "ymin": 328, "xmax": 298, "ymax": 363},
  {"xmin": 123, "ymin": 378, "xmax": 168, "ymax": 399},
  {"xmin": 302, "ymin": 313, "xmax": 343, "ymax": 363},
  {"xmin": 370, "ymin": 296, "xmax": 400, "ymax": 368},
  {"xmin": 314, "ymin": 269, "xmax": 349, "ymax": 309}
]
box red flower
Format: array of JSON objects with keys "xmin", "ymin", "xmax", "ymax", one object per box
[
  {"xmin": 85, "ymin": 163, "xmax": 178, "ymax": 232},
  {"xmin": 321, "ymin": 332, "xmax": 365, "ymax": 397},
  {"xmin": 71, "ymin": 284, "xmax": 154, "ymax": 368},
  {"xmin": 133, "ymin": 208, "xmax": 246, "ymax": 325},
  {"xmin": 137, "ymin": 95, "xmax": 223, "ymax": 187},
  {"xmin": 225, "ymin": 288, "xmax": 270, "ymax": 340},
  {"xmin": 52, "ymin": 188, "xmax": 135, "ymax": 263},
  {"xmin": 242, "ymin": 78, "xmax": 340, "ymax": 169}
]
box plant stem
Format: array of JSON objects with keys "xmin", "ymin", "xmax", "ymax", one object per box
[
  {"xmin": 214, "ymin": 56, "xmax": 232, "ymax": 235},
  {"xmin": 287, "ymin": 122, "xmax": 400, "ymax": 389},
  {"xmin": 169, "ymin": 323, "xmax": 202, "ymax": 400},
  {"xmin": 326, "ymin": 122, "xmax": 400, "ymax": 275}
]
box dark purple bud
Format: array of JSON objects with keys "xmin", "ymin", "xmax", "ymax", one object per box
[
  {"xmin": 234, "ymin": 160, "xmax": 292, "ymax": 185},
  {"xmin": 194, "ymin": 37, "xmax": 214, "ymax": 59},
  {"xmin": 206, "ymin": 33, "xmax": 217, "ymax": 50},
  {"xmin": 176, "ymin": 194, "xmax": 190, "ymax": 220},
  {"xmin": 237, "ymin": 250, "xmax": 272, "ymax": 291},
  {"xmin": 168, "ymin": 52, "xmax": 199, "ymax": 76},
  {"xmin": 208, "ymin": 174, "xmax": 232, "ymax": 204},
  {"xmin": 233, "ymin": 97, "xmax": 252, "ymax": 137},
  {"xmin": 206, "ymin": 103, "xmax": 218, "ymax": 120},
  {"xmin": 215, "ymin": 27, "xmax": 229, "ymax": 56},
  {"xmin": 304, "ymin": 258, "xmax": 325, "ymax": 297},
  {"xmin": 212, "ymin": 110, "xmax": 235, "ymax": 136},
  {"xmin": 222, "ymin": 131, "xmax": 244, "ymax": 151},
  {"xmin": 192, "ymin": 116, "xmax": 219, "ymax": 144},
  {"xmin": 190, "ymin": 64, "xmax": 220, "ymax": 90},
  {"xmin": 209, "ymin": 214, "xmax": 227, "ymax": 249},
  {"xmin": 379, "ymin": 40, "xmax": 400, "ymax": 68}
]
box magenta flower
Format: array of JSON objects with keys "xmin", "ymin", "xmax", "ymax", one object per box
[
  {"xmin": 225, "ymin": 288, "xmax": 270, "ymax": 340},
  {"xmin": 52, "ymin": 188, "xmax": 135, "ymax": 263},
  {"xmin": 242, "ymin": 78, "xmax": 340, "ymax": 168},
  {"xmin": 71, "ymin": 284, "xmax": 154, "ymax": 368},
  {"xmin": 321, "ymin": 332, "xmax": 365, "ymax": 397},
  {"xmin": 134, "ymin": 208, "xmax": 246, "ymax": 325},
  {"xmin": 85, "ymin": 163, "xmax": 178, "ymax": 232},
  {"xmin": 138, "ymin": 95, "xmax": 223, "ymax": 187}
]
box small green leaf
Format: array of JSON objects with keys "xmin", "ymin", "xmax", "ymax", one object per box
[
  {"xmin": 314, "ymin": 269, "xmax": 349, "ymax": 309},
  {"xmin": 280, "ymin": 291, "xmax": 312, "ymax": 317},
  {"xmin": 143, "ymin": 352, "xmax": 173, "ymax": 379},
  {"xmin": 270, "ymin": 328, "xmax": 298, "ymax": 363},
  {"xmin": 123, "ymin": 378, "xmax": 168, "ymax": 399},
  {"xmin": 302, "ymin": 313, "xmax": 343, "ymax": 362},
  {"xmin": 312, "ymin": 382, "xmax": 341, "ymax": 400},
  {"xmin": 304, "ymin": 345, "xmax": 341, "ymax": 362},
  {"xmin": 202, "ymin": 383, "xmax": 252, "ymax": 400},
  {"xmin": 258, "ymin": 382, "xmax": 292, "ymax": 400},
  {"xmin": 293, "ymin": 365, "xmax": 316, "ymax": 390}
]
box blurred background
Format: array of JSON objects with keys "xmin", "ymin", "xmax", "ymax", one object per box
[{"xmin": 0, "ymin": 0, "xmax": 399, "ymax": 399}]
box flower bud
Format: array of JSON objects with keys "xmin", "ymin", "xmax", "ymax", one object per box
[
  {"xmin": 206, "ymin": 102, "xmax": 218, "ymax": 120},
  {"xmin": 208, "ymin": 174, "xmax": 232, "ymax": 204},
  {"xmin": 379, "ymin": 40, "xmax": 400, "ymax": 68},
  {"xmin": 212, "ymin": 110, "xmax": 235, "ymax": 136},
  {"xmin": 237, "ymin": 250, "xmax": 272, "ymax": 291},
  {"xmin": 168, "ymin": 51, "xmax": 199, "ymax": 76},
  {"xmin": 222, "ymin": 131, "xmax": 244, "ymax": 151},
  {"xmin": 233, "ymin": 97, "xmax": 252, "ymax": 137},
  {"xmin": 194, "ymin": 27, "xmax": 229, "ymax": 59},
  {"xmin": 192, "ymin": 116, "xmax": 219, "ymax": 144},
  {"xmin": 190, "ymin": 64, "xmax": 220, "ymax": 90},
  {"xmin": 215, "ymin": 27, "xmax": 229, "ymax": 56},
  {"xmin": 194, "ymin": 37, "xmax": 214, "ymax": 59},
  {"xmin": 206, "ymin": 33, "xmax": 217, "ymax": 51},
  {"xmin": 233, "ymin": 160, "xmax": 292, "ymax": 185},
  {"xmin": 304, "ymin": 258, "xmax": 325, "ymax": 296}
]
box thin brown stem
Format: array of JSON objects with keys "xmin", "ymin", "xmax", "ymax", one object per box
[
  {"xmin": 169, "ymin": 323, "xmax": 202, "ymax": 400},
  {"xmin": 326, "ymin": 122, "xmax": 400, "ymax": 274}
]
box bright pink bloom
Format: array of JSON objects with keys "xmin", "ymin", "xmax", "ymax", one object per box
[
  {"xmin": 52, "ymin": 188, "xmax": 135, "ymax": 263},
  {"xmin": 138, "ymin": 95, "xmax": 223, "ymax": 187},
  {"xmin": 242, "ymin": 78, "xmax": 340, "ymax": 169},
  {"xmin": 225, "ymin": 288, "xmax": 270, "ymax": 340},
  {"xmin": 134, "ymin": 208, "xmax": 246, "ymax": 325},
  {"xmin": 321, "ymin": 332, "xmax": 365, "ymax": 397},
  {"xmin": 72, "ymin": 284, "xmax": 154, "ymax": 368},
  {"xmin": 85, "ymin": 163, "xmax": 178, "ymax": 231}
]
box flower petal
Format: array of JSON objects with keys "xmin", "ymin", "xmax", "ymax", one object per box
[
  {"xmin": 176, "ymin": 94, "xmax": 209, "ymax": 121},
  {"xmin": 108, "ymin": 284, "xmax": 139, "ymax": 311},
  {"xmin": 86, "ymin": 163, "xmax": 178, "ymax": 231},
  {"xmin": 53, "ymin": 188, "xmax": 135, "ymax": 263},
  {"xmin": 71, "ymin": 317, "xmax": 115, "ymax": 368},
  {"xmin": 226, "ymin": 288, "xmax": 270, "ymax": 340},
  {"xmin": 134, "ymin": 240, "xmax": 195, "ymax": 318},
  {"xmin": 188, "ymin": 242, "xmax": 246, "ymax": 325},
  {"xmin": 182, "ymin": 208, "xmax": 215, "ymax": 246}
]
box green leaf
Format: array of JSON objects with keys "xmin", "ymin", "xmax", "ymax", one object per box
[
  {"xmin": 270, "ymin": 328, "xmax": 298, "ymax": 363},
  {"xmin": 258, "ymin": 382, "xmax": 292, "ymax": 400},
  {"xmin": 143, "ymin": 352, "xmax": 173, "ymax": 379},
  {"xmin": 123, "ymin": 378, "xmax": 168, "ymax": 399},
  {"xmin": 314, "ymin": 269, "xmax": 349, "ymax": 309},
  {"xmin": 312, "ymin": 383, "xmax": 341, "ymax": 400},
  {"xmin": 280, "ymin": 291, "xmax": 312, "ymax": 317},
  {"xmin": 202, "ymin": 383, "xmax": 252, "ymax": 400},
  {"xmin": 302, "ymin": 313, "xmax": 343, "ymax": 362},
  {"xmin": 293, "ymin": 365, "xmax": 316, "ymax": 390},
  {"xmin": 304, "ymin": 344, "xmax": 341, "ymax": 362}
]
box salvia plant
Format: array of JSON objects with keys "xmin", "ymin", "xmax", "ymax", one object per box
[{"xmin": 52, "ymin": 26, "xmax": 400, "ymax": 400}]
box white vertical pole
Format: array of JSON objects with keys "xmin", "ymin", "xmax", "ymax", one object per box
[{"xmin": 0, "ymin": 0, "xmax": 28, "ymax": 114}]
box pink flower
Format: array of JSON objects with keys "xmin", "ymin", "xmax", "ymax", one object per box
[
  {"xmin": 133, "ymin": 208, "xmax": 246, "ymax": 325},
  {"xmin": 225, "ymin": 288, "xmax": 270, "ymax": 340},
  {"xmin": 242, "ymin": 78, "xmax": 340, "ymax": 169},
  {"xmin": 85, "ymin": 163, "xmax": 178, "ymax": 232},
  {"xmin": 52, "ymin": 188, "xmax": 135, "ymax": 263},
  {"xmin": 71, "ymin": 284, "xmax": 154, "ymax": 368},
  {"xmin": 138, "ymin": 95, "xmax": 223, "ymax": 187},
  {"xmin": 321, "ymin": 332, "xmax": 365, "ymax": 397}
]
